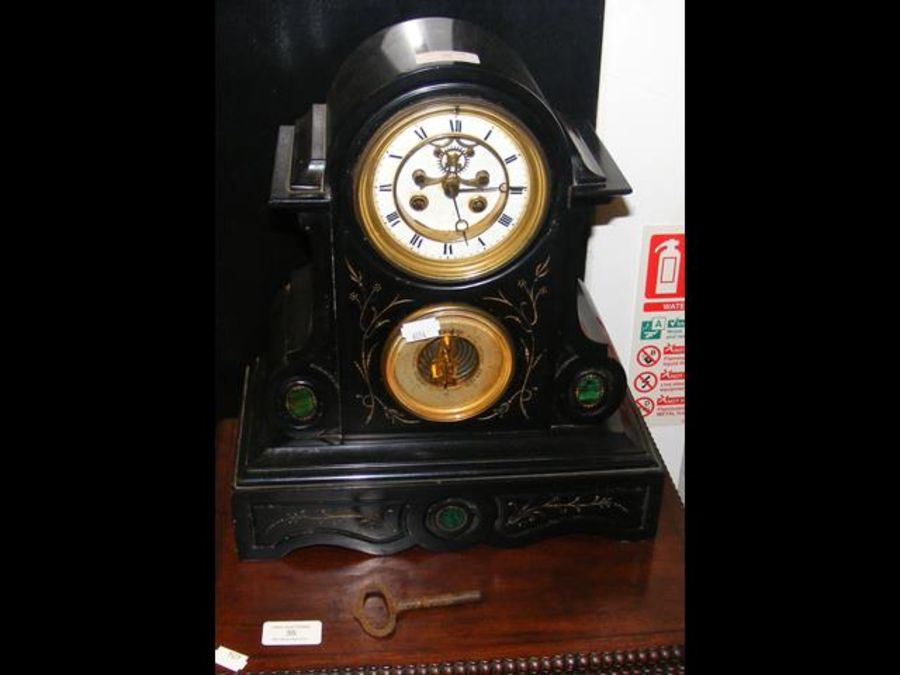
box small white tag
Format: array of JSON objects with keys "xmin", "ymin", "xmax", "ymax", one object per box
[
  {"xmin": 261, "ymin": 620, "xmax": 323, "ymax": 646},
  {"xmin": 215, "ymin": 645, "xmax": 248, "ymax": 672},
  {"xmin": 415, "ymin": 50, "xmax": 480, "ymax": 65},
  {"xmin": 401, "ymin": 318, "xmax": 441, "ymax": 343}
]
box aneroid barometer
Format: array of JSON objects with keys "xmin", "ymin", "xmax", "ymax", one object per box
[{"xmin": 233, "ymin": 16, "xmax": 666, "ymax": 558}]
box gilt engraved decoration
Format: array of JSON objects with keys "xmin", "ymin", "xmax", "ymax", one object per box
[
  {"xmin": 346, "ymin": 259, "xmax": 419, "ymax": 425},
  {"xmin": 499, "ymin": 486, "xmax": 650, "ymax": 534},
  {"xmin": 479, "ymin": 255, "xmax": 550, "ymax": 420},
  {"xmin": 253, "ymin": 503, "xmax": 404, "ymax": 546}
]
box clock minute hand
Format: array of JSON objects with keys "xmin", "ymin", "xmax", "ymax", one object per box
[
  {"xmin": 451, "ymin": 195, "xmax": 469, "ymax": 245},
  {"xmin": 451, "ymin": 194, "xmax": 462, "ymax": 219}
]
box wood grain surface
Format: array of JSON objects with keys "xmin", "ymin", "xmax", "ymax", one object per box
[{"xmin": 215, "ymin": 420, "xmax": 684, "ymax": 673}]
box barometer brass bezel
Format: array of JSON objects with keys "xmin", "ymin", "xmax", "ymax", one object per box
[
  {"xmin": 354, "ymin": 97, "xmax": 550, "ymax": 282},
  {"xmin": 381, "ymin": 304, "xmax": 515, "ymax": 422}
]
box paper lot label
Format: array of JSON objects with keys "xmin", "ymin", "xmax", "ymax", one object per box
[{"xmin": 261, "ymin": 620, "xmax": 323, "ymax": 646}]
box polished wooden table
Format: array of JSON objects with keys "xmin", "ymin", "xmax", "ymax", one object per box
[{"xmin": 215, "ymin": 420, "xmax": 685, "ymax": 674}]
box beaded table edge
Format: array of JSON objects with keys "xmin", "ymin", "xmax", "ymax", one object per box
[{"xmin": 232, "ymin": 644, "xmax": 686, "ymax": 675}]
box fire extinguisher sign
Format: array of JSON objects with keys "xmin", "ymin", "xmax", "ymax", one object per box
[{"xmin": 630, "ymin": 227, "xmax": 685, "ymax": 426}]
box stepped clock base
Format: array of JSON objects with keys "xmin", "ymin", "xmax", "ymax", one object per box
[
  {"xmin": 233, "ymin": 472, "xmax": 664, "ymax": 559},
  {"xmin": 232, "ymin": 361, "xmax": 666, "ymax": 559}
]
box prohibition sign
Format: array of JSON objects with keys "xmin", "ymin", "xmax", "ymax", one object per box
[
  {"xmin": 633, "ymin": 371, "xmax": 658, "ymax": 393},
  {"xmin": 635, "ymin": 397, "xmax": 655, "ymax": 417},
  {"xmin": 636, "ymin": 345, "xmax": 661, "ymax": 368}
]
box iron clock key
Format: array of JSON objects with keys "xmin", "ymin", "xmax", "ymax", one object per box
[{"xmin": 352, "ymin": 582, "xmax": 484, "ymax": 638}]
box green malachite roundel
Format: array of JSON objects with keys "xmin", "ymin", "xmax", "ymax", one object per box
[
  {"xmin": 574, "ymin": 372, "xmax": 606, "ymax": 409},
  {"xmin": 435, "ymin": 504, "xmax": 470, "ymax": 533},
  {"xmin": 285, "ymin": 383, "xmax": 317, "ymax": 421}
]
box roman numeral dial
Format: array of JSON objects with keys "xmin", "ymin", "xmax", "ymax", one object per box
[{"xmin": 354, "ymin": 98, "xmax": 549, "ymax": 281}]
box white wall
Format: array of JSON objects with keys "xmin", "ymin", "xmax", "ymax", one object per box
[{"xmin": 585, "ymin": 0, "xmax": 685, "ymax": 498}]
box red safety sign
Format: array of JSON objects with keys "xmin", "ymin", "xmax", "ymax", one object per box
[
  {"xmin": 636, "ymin": 345, "xmax": 661, "ymax": 368},
  {"xmin": 629, "ymin": 227, "xmax": 684, "ymax": 427},
  {"xmin": 633, "ymin": 371, "xmax": 658, "ymax": 393},
  {"xmin": 635, "ymin": 397, "xmax": 655, "ymax": 417},
  {"xmin": 644, "ymin": 234, "xmax": 685, "ymax": 300}
]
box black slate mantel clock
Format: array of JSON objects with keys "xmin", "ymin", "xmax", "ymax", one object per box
[{"xmin": 232, "ymin": 16, "xmax": 666, "ymax": 558}]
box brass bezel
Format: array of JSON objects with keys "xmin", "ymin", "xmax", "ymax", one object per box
[
  {"xmin": 381, "ymin": 304, "xmax": 515, "ymax": 422},
  {"xmin": 354, "ymin": 97, "xmax": 550, "ymax": 282}
]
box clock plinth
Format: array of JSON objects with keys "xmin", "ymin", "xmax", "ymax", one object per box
[
  {"xmin": 233, "ymin": 16, "xmax": 666, "ymax": 558},
  {"xmin": 234, "ymin": 334, "xmax": 665, "ymax": 558}
]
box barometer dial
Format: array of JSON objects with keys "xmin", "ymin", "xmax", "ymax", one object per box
[{"xmin": 382, "ymin": 304, "xmax": 514, "ymax": 422}]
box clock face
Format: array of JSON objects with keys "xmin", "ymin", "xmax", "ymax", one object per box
[{"xmin": 354, "ymin": 97, "xmax": 550, "ymax": 281}]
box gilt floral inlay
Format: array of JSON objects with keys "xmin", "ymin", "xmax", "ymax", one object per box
[
  {"xmin": 498, "ymin": 485, "xmax": 651, "ymax": 535},
  {"xmin": 251, "ymin": 502, "xmax": 405, "ymax": 547},
  {"xmin": 262, "ymin": 508, "xmax": 398, "ymax": 536},
  {"xmin": 346, "ymin": 259, "xmax": 419, "ymax": 425},
  {"xmin": 479, "ymin": 255, "xmax": 550, "ymax": 420},
  {"xmin": 504, "ymin": 494, "xmax": 628, "ymax": 529}
]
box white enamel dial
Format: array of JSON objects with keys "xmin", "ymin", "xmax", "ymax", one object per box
[{"xmin": 355, "ymin": 98, "xmax": 549, "ymax": 281}]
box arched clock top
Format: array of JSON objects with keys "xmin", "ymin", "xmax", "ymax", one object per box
[{"xmin": 269, "ymin": 17, "xmax": 630, "ymax": 213}]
